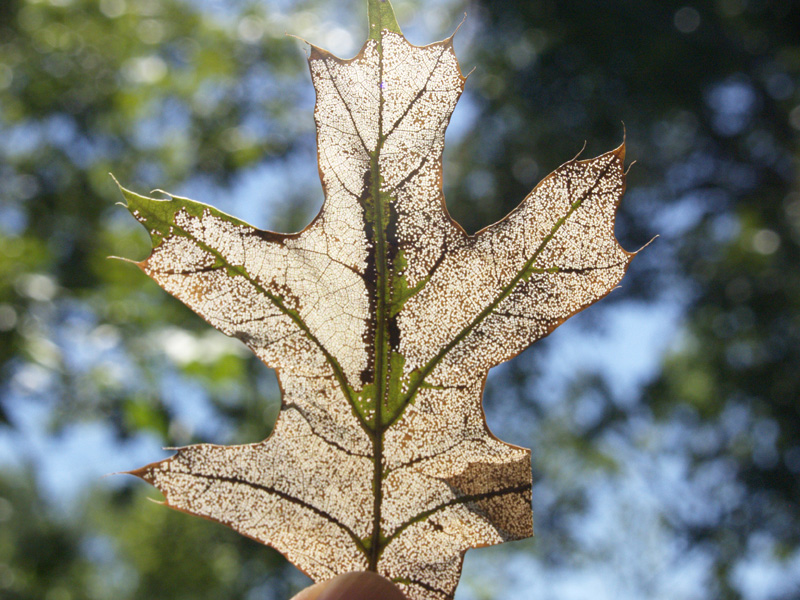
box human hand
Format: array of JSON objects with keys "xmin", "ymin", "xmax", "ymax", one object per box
[{"xmin": 290, "ymin": 571, "xmax": 408, "ymax": 600}]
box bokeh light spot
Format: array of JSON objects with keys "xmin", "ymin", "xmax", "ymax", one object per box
[{"xmin": 675, "ymin": 7, "xmax": 701, "ymax": 33}]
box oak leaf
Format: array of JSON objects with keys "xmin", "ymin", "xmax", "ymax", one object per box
[{"xmin": 118, "ymin": 1, "xmax": 635, "ymax": 598}]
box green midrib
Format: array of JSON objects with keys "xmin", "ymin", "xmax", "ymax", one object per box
[{"xmin": 367, "ymin": 17, "xmax": 391, "ymax": 570}]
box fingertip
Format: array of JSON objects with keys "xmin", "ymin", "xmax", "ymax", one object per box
[
  {"xmin": 291, "ymin": 572, "xmax": 407, "ymax": 600},
  {"xmin": 290, "ymin": 581, "xmax": 322, "ymax": 600}
]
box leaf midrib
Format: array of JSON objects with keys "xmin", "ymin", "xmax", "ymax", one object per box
[{"xmin": 367, "ymin": 25, "xmax": 390, "ymax": 571}]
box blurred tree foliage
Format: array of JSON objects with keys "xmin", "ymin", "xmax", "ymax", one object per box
[
  {"xmin": 458, "ymin": 1, "xmax": 799, "ymax": 597},
  {"xmin": 0, "ymin": 0, "xmax": 314, "ymax": 596},
  {"xmin": 0, "ymin": 0, "xmax": 798, "ymax": 599},
  {"xmin": 0, "ymin": 0, "xmax": 313, "ymax": 436},
  {"xmin": 0, "ymin": 472, "xmax": 291, "ymax": 599}
]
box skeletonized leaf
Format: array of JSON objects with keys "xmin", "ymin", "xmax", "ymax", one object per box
[{"xmin": 119, "ymin": 1, "xmax": 635, "ymax": 598}]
